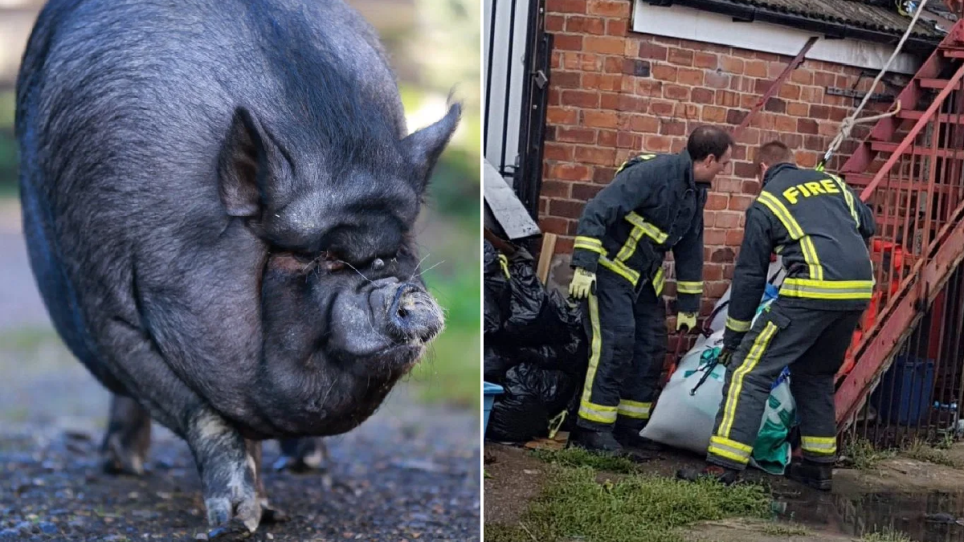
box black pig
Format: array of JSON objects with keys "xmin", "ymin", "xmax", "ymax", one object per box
[{"xmin": 16, "ymin": 0, "xmax": 460, "ymax": 533}]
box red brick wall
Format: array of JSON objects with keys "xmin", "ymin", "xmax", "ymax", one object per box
[{"xmin": 538, "ymin": 0, "xmax": 908, "ymax": 323}]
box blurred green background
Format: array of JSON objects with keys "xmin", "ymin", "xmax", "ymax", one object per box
[{"xmin": 0, "ymin": 0, "xmax": 480, "ymax": 410}]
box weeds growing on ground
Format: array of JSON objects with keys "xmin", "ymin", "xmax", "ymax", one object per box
[
  {"xmin": 486, "ymin": 466, "xmax": 771, "ymax": 542},
  {"xmin": 762, "ymin": 522, "xmax": 809, "ymax": 536},
  {"xmin": 862, "ymin": 527, "xmax": 912, "ymax": 542},
  {"xmin": 532, "ymin": 447, "xmax": 642, "ymax": 474},
  {"xmin": 903, "ymin": 439, "xmax": 962, "ymax": 468},
  {"xmin": 844, "ymin": 438, "xmax": 896, "ymax": 470}
]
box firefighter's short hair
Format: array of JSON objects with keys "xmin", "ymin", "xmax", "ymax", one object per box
[
  {"xmin": 687, "ymin": 125, "xmax": 733, "ymax": 162},
  {"xmin": 756, "ymin": 140, "xmax": 794, "ymax": 173}
]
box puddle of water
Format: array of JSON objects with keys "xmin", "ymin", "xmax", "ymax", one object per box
[{"xmin": 774, "ymin": 488, "xmax": 964, "ymax": 541}]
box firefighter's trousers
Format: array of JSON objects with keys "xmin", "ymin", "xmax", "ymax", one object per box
[
  {"xmin": 577, "ymin": 267, "xmax": 666, "ymax": 433},
  {"xmin": 707, "ymin": 300, "xmax": 863, "ymax": 470}
]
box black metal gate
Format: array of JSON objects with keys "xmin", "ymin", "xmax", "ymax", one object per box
[{"xmin": 483, "ymin": 0, "xmax": 552, "ymax": 220}]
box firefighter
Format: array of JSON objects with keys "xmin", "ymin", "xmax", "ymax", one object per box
[
  {"xmin": 678, "ymin": 141, "xmax": 875, "ymax": 490},
  {"xmin": 567, "ymin": 126, "xmax": 733, "ymax": 454}
]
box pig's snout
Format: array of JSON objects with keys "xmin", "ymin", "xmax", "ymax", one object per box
[{"xmin": 372, "ymin": 282, "xmax": 443, "ymax": 343}]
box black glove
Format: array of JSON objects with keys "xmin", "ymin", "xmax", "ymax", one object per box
[{"xmin": 717, "ymin": 347, "xmax": 735, "ymax": 368}]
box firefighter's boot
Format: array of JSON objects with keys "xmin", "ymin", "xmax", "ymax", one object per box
[
  {"xmin": 569, "ymin": 428, "xmax": 623, "ymax": 455},
  {"xmin": 786, "ymin": 459, "xmax": 833, "ymax": 491},
  {"xmin": 614, "ymin": 426, "xmax": 663, "ymax": 452}
]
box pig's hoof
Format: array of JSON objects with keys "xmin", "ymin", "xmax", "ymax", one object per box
[
  {"xmin": 205, "ymin": 493, "xmax": 262, "ymax": 534},
  {"xmin": 271, "ymin": 453, "xmax": 325, "ymax": 474},
  {"xmin": 101, "ymin": 440, "xmax": 147, "ymax": 476},
  {"xmin": 260, "ymin": 501, "xmax": 289, "ymax": 524}
]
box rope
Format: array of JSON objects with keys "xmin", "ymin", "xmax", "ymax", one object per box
[{"xmin": 816, "ymin": 0, "xmax": 930, "ymax": 171}]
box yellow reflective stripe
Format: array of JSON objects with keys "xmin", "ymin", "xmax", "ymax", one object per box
[
  {"xmin": 653, "ymin": 267, "xmax": 665, "ymax": 296},
  {"xmin": 801, "ymin": 236, "xmax": 823, "ymax": 281},
  {"xmin": 725, "ymin": 316, "xmax": 752, "ymax": 333},
  {"xmin": 626, "ymin": 212, "xmax": 668, "ymax": 244},
  {"xmin": 578, "ymin": 293, "xmax": 607, "ymax": 423},
  {"xmin": 617, "ymin": 400, "xmax": 651, "ymax": 419},
  {"xmin": 616, "ymin": 153, "xmax": 656, "ymax": 174},
  {"xmin": 574, "ymin": 236, "xmax": 606, "ymax": 255},
  {"xmin": 757, "ymin": 192, "xmax": 804, "ymax": 239},
  {"xmin": 574, "ymin": 242, "xmax": 606, "ymax": 255},
  {"xmin": 708, "ymin": 445, "xmax": 751, "ymax": 465},
  {"xmin": 780, "ymin": 278, "xmax": 874, "ymax": 300},
  {"xmin": 757, "ymin": 191, "xmax": 823, "ymax": 281},
  {"xmin": 575, "ymin": 236, "xmax": 603, "ymax": 247},
  {"xmin": 498, "ymin": 255, "xmax": 510, "ymax": 279},
  {"xmin": 677, "ymin": 281, "xmax": 703, "ymax": 295},
  {"xmin": 599, "ymin": 257, "xmax": 640, "ymax": 286},
  {"xmin": 710, "ymin": 435, "xmax": 753, "ymax": 453},
  {"xmin": 801, "ymin": 436, "xmax": 837, "ymax": 455},
  {"xmin": 829, "ymin": 174, "xmax": 860, "ymax": 229},
  {"xmin": 615, "ymin": 224, "xmax": 646, "ymax": 261},
  {"xmin": 708, "ymin": 436, "xmax": 753, "ymax": 465},
  {"xmin": 579, "ymin": 401, "xmax": 618, "ymax": 423},
  {"xmin": 775, "ymin": 244, "xmax": 784, "ymax": 254},
  {"xmin": 720, "ymin": 321, "xmax": 779, "ymax": 438}
]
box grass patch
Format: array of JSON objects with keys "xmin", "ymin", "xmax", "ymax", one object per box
[
  {"xmin": 903, "ymin": 439, "xmax": 962, "ymax": 468},
  {"xmin": 762, "ymin": 522, "xmax": 810, "ymax": 536},
  {"xmin": 0, "ymin": 92, "xmax": 14, "ymax": 129},
  {"xmin": 486, "ymin": 466, "xmax": 771, "ymax": 542},
  {"xmin": 0, "ymin": 327, "xmax": 61, "ymax": 352},
  {"xmin": 532, "ymin": 447, "xmax": 642, "ymax": 474},
  {"xmin": 862, "ymin": 527, "xmax": 912, "ymax": 542},
  {"xmin": 410, "ymin": 329, "xmax": 479, "ymax": 408},
  {"xmin": 423, "ymin": 259, "xmax": 479, "ymax": 331},
  {"xmin": 409, "ymin": 204, "xmax": 479, "ymax": 409},
  {"xmin": 844, "ymin": 438, "xmax": 896, "ymax": 470}
]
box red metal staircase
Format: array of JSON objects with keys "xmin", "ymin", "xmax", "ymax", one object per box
[{"xmin": 833, "ymin": 19, "xmax": 964, "ymax": 435}]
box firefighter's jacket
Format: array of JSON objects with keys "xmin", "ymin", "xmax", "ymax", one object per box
[
  {"xmin": 571, "ymin": 150, "xmax": 708, "ymax": 313},
  {"xmin": 723, "ymin": 163, "xmax": 876, "ymax": 350}
]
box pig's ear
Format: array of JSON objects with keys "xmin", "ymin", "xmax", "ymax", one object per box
[
  {"xmin": 218, "ymin": 107, "xmax": 273, "ymax": 217},
  {"xmin": 401, "ymin": 103, "xmax": 461, "ymax": 193}
]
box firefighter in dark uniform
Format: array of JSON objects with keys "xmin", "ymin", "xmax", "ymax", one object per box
[
  {"xmin": 678, "ymin": 141, "xmax": 875, "ymax": 489},
  {"xmin": 567, "ymin": 126, "xmax": 734, "ymax": 454}
]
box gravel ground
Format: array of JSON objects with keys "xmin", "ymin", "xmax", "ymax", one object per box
[
  {"xmin": 0, "ymin": 205, "xmax": 482, "ymax": 541},
  {"xmin": 0, "ymin": 390, "xmax": 481, "ymax": 542}
]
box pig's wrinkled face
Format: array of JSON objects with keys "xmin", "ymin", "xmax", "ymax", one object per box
[
  {"xmin": 217, "ymin": 103, "xmax": 460, "ymax": 435},
  {"xmin": 259, "ymin": 182, "xmax": 442, "ymax": 380}
]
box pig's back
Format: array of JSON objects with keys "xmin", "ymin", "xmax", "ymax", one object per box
[
  {"xmin": 22, "ymin": 0, "xmax": 404, "ymax": 200},
  {"xmin": 17, "ymin": 0, "xmax": 405, "ymax": 380}
]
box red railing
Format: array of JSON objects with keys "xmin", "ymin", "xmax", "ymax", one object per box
[{"xmin": 836, "ymin": 58, "xmax": 964, "ymax": 432}]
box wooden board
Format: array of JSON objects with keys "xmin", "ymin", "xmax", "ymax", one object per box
[
  {"xmin": 536, "ymin": 233, "xmax": 557, "ymax": 285},
  {"xmin": 524, "ymin": 432, "xmax": 570, "ymax": 451},
  {"xmin": 483, "ymin": 158, "xmax": 541, "ymax": 241}
]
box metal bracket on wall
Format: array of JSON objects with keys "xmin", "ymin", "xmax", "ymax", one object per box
[
  {"xmin": 826, "ymin": 87, "xmax": 895, "ymax": 103},
  {"xmin": 732, "ymin": 36, "xmax": 818, "ymax": 139}
]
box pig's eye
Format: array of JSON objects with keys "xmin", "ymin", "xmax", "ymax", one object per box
[
  {"xmin": 317, "ymin": 251, "xmax": 346, "ymax": 272},
  {"xmin": 287, "ymin": 251, "xmax": 345, "ymax": 272},
  {"xmin": 292, "ymin": 252, "xmax": 316, "ymax": 265}
]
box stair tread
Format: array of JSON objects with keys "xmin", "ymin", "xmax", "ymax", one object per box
[
  {"xmin": 897, "ymin": 110, "xmax": 964, "ymax": 122},
  {"xmin": 870, "ymin": 141, "xmax": 964, "ymax": 158},
  {"xmin": 844, "ymin": 174, "xmax": 960, "ymax": 197},
  {"xmin": 919, "ymin": 78, "xmax": 961, "ymax": 89}
]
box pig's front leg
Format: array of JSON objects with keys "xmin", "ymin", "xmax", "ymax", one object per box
[
  {"xmin": 186, "ymin": 410, "xmax": 263, "ymax": 534},
  {"xmin": 101, "ymin": 394, "xmax": 152, "ymax": 475}
]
